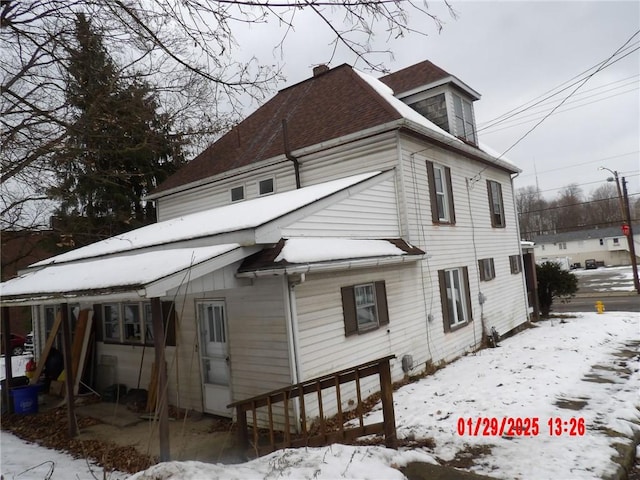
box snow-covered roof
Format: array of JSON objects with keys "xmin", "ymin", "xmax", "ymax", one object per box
[
  {"xmin": 355, "ymin": 69, "xmax": 460, "ymax": 143},
  {"xmin": 32, "ymin": 171, "xmax": 382, "ymax": 267},
  {"xmin": 0, "ymin": 245, "xmax": 245, "ymax": 302},
  {"xmin": 238, "ymin": 238, "xmax": 424, "ymax": 276}
]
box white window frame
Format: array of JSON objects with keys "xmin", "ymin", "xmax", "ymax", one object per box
[
  {"xmin": 258, "ymin": 177, "xmax": 275, "ymax": 196},
  {"xmin": 354, "ymin": 283, "xmax": 379, "ymax": 331},
  {"xmin": 103, "ymin": 303, "xmax": 122, "ymax": 343},
  {"xmin": 230, "ymin": 185, "xmax": 245, "ymax": 202},
  {"xmin": 443, "ymin": 268, "xmax": 469, "ymax": 328},
  {"xmin": 433, "ymin": 164, "xmax": 450, "ymax": 222}
]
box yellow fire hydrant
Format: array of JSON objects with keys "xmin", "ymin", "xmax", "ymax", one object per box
[{"xmin": 595, "ymin": 300, "xmax": 605, "ymax": 314}]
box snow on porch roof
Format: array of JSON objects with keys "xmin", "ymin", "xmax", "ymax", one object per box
[
  {"xmin": 32, "ymin": 171, "xmax": 382, "ymax": 267},
  {"xmin": 0, "ymin": 244, "xmax": 248, "ymax": 304},
  {"xmin": 238, "ymin": 238, "xmax": 425, "ymax": 275}
]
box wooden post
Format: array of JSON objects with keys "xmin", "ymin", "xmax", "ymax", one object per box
[
  {"xmin": 2, "ymin": 307, "xmax": 14, "ymax": 413},
  {"xmin": 151, "ymin": 298, "xmax": 170, "ymax": 462},
  {"xmin": 236, "ymin": 405, "xmax": 249, "ymax": 454},
  {"xmin": 60, "ymin": 303, "xmax": 78, "ymax": 437},
  {"xmin": 379, "ymin": 358, "xmax": 396, "ymax": 449}
]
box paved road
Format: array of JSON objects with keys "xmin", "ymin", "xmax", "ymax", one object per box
[
  {"xmin": 551, "ymin": 293, "xmax": 640, "ymax": 313},
  {"xmin": 549, "ymin": 266, "xmax": 640, "ymax": 313}
]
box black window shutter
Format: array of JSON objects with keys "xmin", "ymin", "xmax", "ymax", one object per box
[
  {"xmin": 438, "ymin": 270, "xmax": 451, "ymax": 332},
  {"xmin": 445, "ymin": 166, "xmax": 456, "ymax": 224},
  {"xmin": 426, "ymin": 161, "xmax": 439, "ymax": 223},
  {"xmin": 374, "ymin": 281, "xmax": 389, "ymax": 326},
  {"xmin": 93, "ymin": 304, "xmax": 103, "ymax": 341},
  {"xmin": 463, "ymin": 267, "xmax": 473, "ymax": 322},
  {"xmin": 341, "ymin": 286, "xmax": 358, "ymax": 336},
  {"xmin": 162, "ymin": 301, "xmax": 177, "ymax": 347}
]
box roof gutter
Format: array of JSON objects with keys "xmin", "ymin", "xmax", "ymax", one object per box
[{"xmin": 237, "ymin": 253, "xmax": 424, "ymax": 278}]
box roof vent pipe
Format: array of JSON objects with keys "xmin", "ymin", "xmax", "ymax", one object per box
[
  {"xmin": 282, "ymin": 119, "xmax": 301, "ymax": 189},
  {"xmin": 313, "ymin": 64, "xmax": 329, "ymax": 77}
]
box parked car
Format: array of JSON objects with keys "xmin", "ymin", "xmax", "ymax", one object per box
[
  {"xmin": 0, "ymin": 333, "xmax": 26, "ymax": 356},
  {"xmin": 585, "ymin": 259, "xmax": 598, "ymax": 270}
]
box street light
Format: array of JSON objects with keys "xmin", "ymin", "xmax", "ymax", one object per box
[
  {"xmin": 598, "ymin": 167, "xmax": 639, "ymax": 294},
  {"xmin": 598, "ymin": 167, "xmax": 625, "ymax": 220}
]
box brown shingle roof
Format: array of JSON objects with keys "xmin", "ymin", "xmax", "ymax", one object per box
[
  {"xmin": 379, "ymin": 60, "xmax": 451, "ymax": 95},
  {"xmin": 153, "ymin": 64, "xmax": 402, "ymax": 195}
]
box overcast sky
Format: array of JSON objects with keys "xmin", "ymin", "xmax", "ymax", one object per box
[{"xmin": 235, "ymin": 1, "xmax": 640, "ymax": 202}]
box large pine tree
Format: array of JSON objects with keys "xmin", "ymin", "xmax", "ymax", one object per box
[{"xmin": 50, "ymin": 13, "xmax": 184, "ymax": 245}]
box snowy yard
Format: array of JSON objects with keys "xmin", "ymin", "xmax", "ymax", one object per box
[{"xmin": 1, "ymin": 311, "xmax": 638, "ymax": 480}]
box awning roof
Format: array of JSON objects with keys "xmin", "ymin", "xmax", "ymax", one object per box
[
  {"xmin": 0, "ymin": 244, "xmax": 254, "ymax": 304},
  {"xmin": 238, "ymin": 238, "xmax": 425, "ymax": 276}
]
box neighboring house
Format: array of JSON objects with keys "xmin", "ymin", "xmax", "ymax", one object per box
[
  {"xmin": 1, "ymin": 61, "xmax": 530, "ymax": 428},
  {"xmin": 532, "ymin": 225, "xmax": 640, "ymax": 267}
]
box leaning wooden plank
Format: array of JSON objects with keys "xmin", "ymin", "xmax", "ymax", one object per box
[
  {"xmin": 29, "ymin": 311, "xmax": 62, "ymax": 384},
  {"xmin": 73, "ymin": 310, "xmax": 93, "ymax": 395}
]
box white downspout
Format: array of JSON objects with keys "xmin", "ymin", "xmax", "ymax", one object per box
[{"xmin": 283, "ymin": 274, "xmax": 304, "ymax": 431}]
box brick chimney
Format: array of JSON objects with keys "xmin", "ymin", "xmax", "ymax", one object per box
[{"xmin": 313, "ymin": 64, "xmax": 329, "ymax": 77}]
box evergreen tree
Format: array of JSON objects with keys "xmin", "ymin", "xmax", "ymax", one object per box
[
  {"xmin": 50, "ymin": 13, "xmax": 184, "ymax": 244},
  {"xmin": 536, "ymin": 262, "xmax": 579, "ymax": 317}
]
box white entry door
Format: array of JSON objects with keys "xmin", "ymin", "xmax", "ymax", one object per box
[{"xmin": 197, "ymin": 301, "xmax": 231, "ymax": 416}]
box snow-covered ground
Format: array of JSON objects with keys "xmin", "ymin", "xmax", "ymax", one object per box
[
  {"xmin": 573, "ymin": 265, "xmax": 636, "ymax": 292},
  {"xmin": 1, "ymin": 311, "xmax": 638, "ymax": 480}
]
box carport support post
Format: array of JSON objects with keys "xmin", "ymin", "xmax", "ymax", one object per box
[
  {"xmin": 2, "ymin": 307, "xmax": 14, "ymax": 413},
  {"xmin": 151, "ymin": 298, "xmax": 170, "ymax": 462},
  {"xmin": 60, "ymin": 303, "xmax": 78, "ymax": 437}
]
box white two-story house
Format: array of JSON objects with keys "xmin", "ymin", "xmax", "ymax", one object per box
[{"xmin": 1, "ymin": 61, "xmax": 529, "ymax": 428}]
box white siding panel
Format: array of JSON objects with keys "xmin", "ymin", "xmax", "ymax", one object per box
[
  {"xmin": 281, "ymin": 178, "xmax": 400, "ymax": 238},
  {"xmin": 155, "ymin": 132, "xmax": 399, "ymax": 221},
  {"xmin": 398, "ymin": 134, "xmax": 528, "ymax": 361}
]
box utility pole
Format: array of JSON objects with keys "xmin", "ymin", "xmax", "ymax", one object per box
[
  {"xmin": 621, "ymin": 177, "xmax": 640, "ymax": 294},
  {"xmin": 599, "ymin": 167, "xmax": 639, "ymax": 294}
]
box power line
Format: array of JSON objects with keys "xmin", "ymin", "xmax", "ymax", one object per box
[
  {"xmin": 495, "ymin": 30, "xmax": 640, "ymax": 160},
  {"xmin": 481, "ymin": 85, "xmax": 638, "ymax": 135},
  {"xmin": 517, "ymin": 151, "xmax": 639, "ymax": 178},
  {"xmin": 517, "ymin": 172, "xmax": 640, "ymax": 196},
  {"xmin": 477, "ymin": 42, "xmax": 639, "ymax": 131},
  {"xmin": 518, "ymin": 192, "xmax": 640, "ymax": 215}
]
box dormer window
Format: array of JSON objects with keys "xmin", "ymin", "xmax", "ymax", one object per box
[{"xmin": 453, "ymin": 93, "xmax": 476, "ymax": 143}]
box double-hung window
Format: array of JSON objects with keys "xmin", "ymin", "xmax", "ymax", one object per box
[
  {"xmin": 453, "ymin": 94, "xmax": 476, "ymax": 143},
  {"xmin": 487, "ymin": 180, "xmax": 506, "ymax": 228},
  {"xmin": 426, "ymin": 161, "xmax": 455, "ymax": 224},
  {"xmin": 509, "ymin": 254, "xmax": 522, "ymax": 274},
  {"xmin": 478, "ymin": 258, "xmax": 496, "ymax": 281},
  {"xmin": 341, "ymin": 281, "xmax": 389, "ymax": 336},
  {"xmin": 438, "ymin": 267, "xmax": 473, "ymax": 332}
]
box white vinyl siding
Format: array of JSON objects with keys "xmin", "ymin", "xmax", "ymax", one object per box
[
  {"xmin": 155, "ymin": 133, "xmax": 397, "ymax": 221},
  {"xmin": 281, "ymin": 177, "xmax": 400, "ymax": 238}
]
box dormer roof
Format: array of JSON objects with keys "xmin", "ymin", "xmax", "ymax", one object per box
[{"xmin": 380, "ymin": 60, "xmax": 481, "ymax": 101}]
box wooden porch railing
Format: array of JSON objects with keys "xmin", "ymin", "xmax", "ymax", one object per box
[{"xmin": 228, "ymin": 355, "xmax": 396, "ymax": 457}]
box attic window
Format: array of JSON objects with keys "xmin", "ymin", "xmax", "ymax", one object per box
[
  {"xmin": 259, "ymin": 178, "xmax": 274, "ymax": 196},
  {"xmin": 231, "ymin": 185, "xmax": 244, "ymax": 202},
  {"xmin": 453, "ymin": 94, "xmax": 476, "ymax": 143}
]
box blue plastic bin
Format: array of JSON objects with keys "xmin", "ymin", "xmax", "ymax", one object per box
[{"xmin": 10, "ymin": 384, "xmax": 39, "ymax": 414}]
